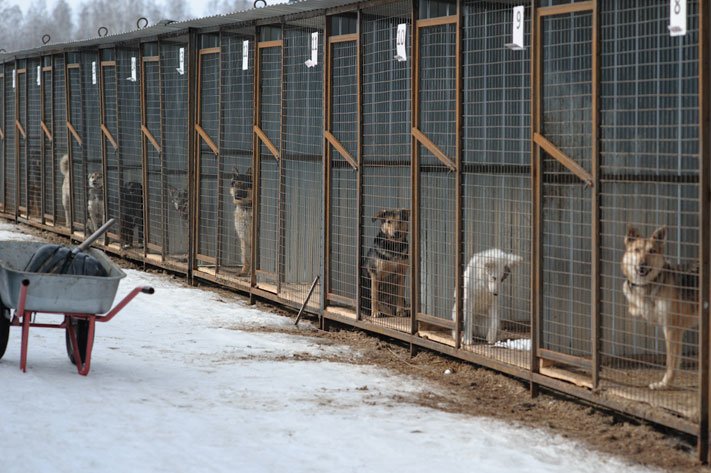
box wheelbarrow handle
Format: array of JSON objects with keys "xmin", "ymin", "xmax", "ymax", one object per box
[
  {"xmin": 95, "ymin": 286, "xmax": 154, "ymax": 323},
  {"xmin": 75, "ymin": 218, "xmax": 116, "ymax": 254}
]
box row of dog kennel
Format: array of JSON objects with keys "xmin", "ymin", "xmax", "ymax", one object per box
[{"xmin": 1, "ymin": 0, "xmax": 710, "ymax": 458}]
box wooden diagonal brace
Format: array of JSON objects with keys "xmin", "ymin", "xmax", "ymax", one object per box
[
  {"xmin": 412, "ymin": 127, "xmax": 456, "ymax": 171},
  {"xmin": 533, "ymin": 132, "xmax": 593, "ymax": 188},
  {"xmin": 325, "ymin": 131, "xmax": 358, "ymax": 170}
]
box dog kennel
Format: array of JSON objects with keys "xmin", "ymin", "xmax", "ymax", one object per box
[{"xmin": 1, "ymin": 0, "xmax": 710, "ymax": 459}]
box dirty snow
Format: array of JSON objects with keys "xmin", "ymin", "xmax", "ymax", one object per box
[{"xmin": 0, "ymin": 221, "xmax": 659, "ymax": 473}]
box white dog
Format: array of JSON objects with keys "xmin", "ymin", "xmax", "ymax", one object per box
[{"xmin": 452, "ymin": 249, "xmax": 522, "ymax": 344}]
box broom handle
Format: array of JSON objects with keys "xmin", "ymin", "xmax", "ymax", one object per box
[{"xmin": 74, "ymin": 218, "xmax": 116, "ymax": 254}]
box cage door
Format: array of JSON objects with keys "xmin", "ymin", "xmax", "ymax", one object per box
[
  {"xmin": 325, "ymin": 34, "xmax": 359, "ymax": 310},
  {"xmin": 534, "ymin": 5, "xmax": 595, "ymax": 373},
  {"xmin": 16, "ymin": 67, "xmax": 27, "ymax": 218},
  {"xmin": 254, "ymin": 40, "xmax": 282, "ymax": 291}
]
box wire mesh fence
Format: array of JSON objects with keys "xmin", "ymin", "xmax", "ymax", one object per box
[
  {"xmin": 27, "ymin": 57, "xmax": 42, "ymax": 221},
  {"xmin": 82, "ymin": 52, "xmax": 102, "ymax": 237},
  {"xmin": 5, "ymin": 63, "xmax": 15, "ymax": 215},
  {"xmin": 52, "ymin": 54, "xmax": 67, "ymax": 229},
  {"xmin": 101, "ymin": 50, "xmax": 119, "ymax": 242},
  {"xmin": 598, "ymin": 0, "xmax": 700, "ymax": 419},
  {"xmin": 360, "ymin": 1, "xmax": 412, "ymax": 332},
  {"xmin": 16, "ymin": 63, "xmax": 27, "ymax": 217},
  {"xmin": 143, "ymin": 43, "xmax": 163, "ymax": 259},
  {"xmin": 0, "ymin": 67, "xmax": 4, "ymax": 213},
  {"xmin": 41, "ymin": 56, "xmax": 53, "ymax": 225}
]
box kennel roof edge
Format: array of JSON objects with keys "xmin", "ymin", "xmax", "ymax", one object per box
[{"xmin": 0, "ymin": 0, "xmax": 374, "ymax": 61}]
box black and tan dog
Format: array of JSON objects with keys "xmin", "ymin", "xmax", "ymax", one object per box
[
  {"xmin": 622, "ymin": 226, "xmax": 698, "ymax": 389},
  {"xmin": 366, "ymin": 208, "xmax": 410, "ymax": 318}
]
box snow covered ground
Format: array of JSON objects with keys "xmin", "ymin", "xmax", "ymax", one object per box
[{"xmin": 0, "ymin": 221, "xmax": 659, "ymax": 473}]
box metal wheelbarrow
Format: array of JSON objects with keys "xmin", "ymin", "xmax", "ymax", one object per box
[{"xmin": 0, "ymin": 240, "xmax": 153, "ymax": 375}]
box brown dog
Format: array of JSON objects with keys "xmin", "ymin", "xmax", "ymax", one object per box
[
  {"xmin": 366, "ymin": 209, "xmax": 410, "ymax": 318},
  {"xmin": 622, "ymin": 226, "xmax": 698, "ymax": 389}
]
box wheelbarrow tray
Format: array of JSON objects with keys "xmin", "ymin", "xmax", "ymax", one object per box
[{"xmin": 0, "ymin": 241, "xmax": 126, "ymax": 314}]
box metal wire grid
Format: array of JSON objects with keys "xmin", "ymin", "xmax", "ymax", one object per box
[
  {"xmin": 0, "ymin": 67, "xmax": 4, "ymax": 211},
  {"xmin": 361, "ymin": 2, "xmax": 412, "ymax": 331},
  {"xmin": 117, "ymin": 49, "xmax": 143, "ymax": 249},
  {"xmin": 52, "ymin": 55, "xmax": 67, "ymax": 228},
  {"xmin": 197, "ymin": 42, "xmax": 220, "ymax": 270},
  {"xmin": 102, "ymin": 54, "xmax": 120, "ymax": 240},
  {"xmin": 328, "ymin": 38, "xmax": 358, "ymax": 305},
  {"xmin": 219, "ymin": 33, "xmax": 254, "ymax": 278},
  {"xmin": 418, "ymin": 23, "xmax": 456, "ymax": 325},
  {"xmin": 598, "ymin": 0, "xmax": 700, "ymax": 418},
  {"xmin": 161, "ymin": 42, "xmax": 190, "ymax": 264},
  {"xmin": 540, "ymin": 12, "xmax": 593, "ymax": 359},
  {"xmin": 27, "ymin": 58, "xmax": 42, "ymax": 220},
  {"xmin": 143, "ymin": 54, "xmax": 163, "ymax": 256},
  {"xmin": 4, "ymin": 64, "xmax": 15, "ymax": 214},
  {"xmin": 460, "ymin": 1, "xmax": 531, "ymax": 364},
  {"xmin": 82, "ymin": 52, "xmax": 102, "ymax": 235},
  {"xmin": 16, "ymin": 63, "xmax": 26, "ymax": 215},
  {"xmin": 256, "ymin": 43, "xmax": 281, "ymax": 287},
  {"xmin": 280, "ymin": 23, "xmax": 324, "ymax": 308},
  {"xmin": 67, "ymin": 56, "xmax": 85, "ymax": 231},
  {"xmin": 42, "ymin": 57, "xmax": 53, "ymax": 224}
]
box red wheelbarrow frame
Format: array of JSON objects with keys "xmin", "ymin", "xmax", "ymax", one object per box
[{"xmin": 9, "ymin": 279, "xmax": 154, "ymax": 376}]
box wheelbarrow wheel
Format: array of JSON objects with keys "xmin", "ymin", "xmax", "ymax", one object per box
[
  {"xmin": 0, "ymin": 303, "xmax": 9, "ymax": 360},
  {"xmin": 65, "ymin": 318, "xmax": 89, "ymax": 365}
]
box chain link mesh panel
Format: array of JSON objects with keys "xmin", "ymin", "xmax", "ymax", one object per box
[
  {"xmin": 27, "ymin": 58, "xmax": 42, "ymax": 220},
  {"xmin": 52, "ymin": 55, "xmax": 68, "ymax": 228},
  {"xmin": 17, "ymin": 63, "xmax": 27, "ymax": 216},
  {"xmin": 143, "ymin": 46, "xmax": 163, "ymax": 257}
]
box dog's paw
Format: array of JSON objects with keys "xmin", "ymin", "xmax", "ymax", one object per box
[
  {"xmin": 395, "ymin": 308, "xmax": 410, "ymax": 318},
  {"xmin": 649, "ymin": 380, "xmax": 671, "ymax": 390}
]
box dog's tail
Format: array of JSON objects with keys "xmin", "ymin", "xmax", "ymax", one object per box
[{"xmin": 60, "ymin": 154, "xmax": 70, "ymax": 176}]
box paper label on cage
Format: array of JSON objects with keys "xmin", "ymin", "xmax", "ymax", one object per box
[
  {"xmin": 505, "ymin": 6, "xmax": 525, "ymax": 50},
  {"xmin": 242, "ymin": 40, "xmax": 249, "ymax": 70},
  {"xmin": 12, "ymin": 69, "xmax": 15, "ymax": 89},
  {"xmin": 128, "ymin": 56, "xmax": 137, "ymax": 82},
  {"xmin": 92, "ymin": 61, "xmax": 97, "ymax": 84},
  {"xmin": 668, "ymin": 0, "xmax": 687, "ymax": 36},
  {"xmin": 176, "ymin": 47, "xmax": 185, "ymax": 75},
  {"xmin": 37, "ymin": 65, "xmax": 41, "ymax": 86},
  {"xmin": 305, "ymin": 32, "xmax": 318, "ymax": 68},
  {"xmin": 394, "ymin": 23, "xmax": 407, "ymax": 62}
]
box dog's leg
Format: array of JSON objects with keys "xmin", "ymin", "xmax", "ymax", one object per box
[
  {"xmin": 239, "ymin": 237, "xmax": 250, "ymax": 276},
  {"xmin": 370, "ymin": 272, "xmax": 381, "ymax": 317},
  {"xmin": 395, "ymin": 272, "xmax": 406, "ymax": 317},
  {"xmin": 487, "ymin": 299, "xmax": 500, "ymax": 345},
  {"xmin": 650, "ymin": 326, "xmax": 683, "ymax": 390}
]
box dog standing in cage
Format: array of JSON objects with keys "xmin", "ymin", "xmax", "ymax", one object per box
[
  {"xmin": 167, "ymin": 185, "xmax": 189, "ymax": 222},
  {"xmin": 120, "ymin": 182, "xmax": 144, "ymax": 249},
  {"xmin": 453, "ymin": 249, "xmax": 522, "ymax": 344},
  {"xmin": 86, "ymin": 171, "xmax": 104, "ymax": 235},
  {"xmin": 622, "ymin": 226, "xmax": 699, "ymax": 390},
  {"xmin": 366, "ymin": 208, "xmax": 410, "ymax": 318},
  {"xmin": 230, "ymin": 168, "xmax": 253, "ymax": 276},
  {"xmin": 60, "ymin": 154, "xmax": 71, "ymax": 226}
]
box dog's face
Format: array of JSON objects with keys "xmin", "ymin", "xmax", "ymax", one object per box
[
  {"xmin": 230, "ymin": 167, "xmax": 253, "ymax": 205},
  {"xmin": 168, "ymin": 185, "xmax": 188, "ymax": 218},
  {"xmin": 373, "ymin": 208, "xmax": 410, "ymax": 241},
  {"xmin": 483, "ymin": 253, "xmax": 522, "ymax": 296},
  {"xmin": 622, "ymin": 226, "xmax": 666, "ymax": 285},
  {"xmin": 88, "ymin": 172, "xmax": 103, "ymax": 190}
]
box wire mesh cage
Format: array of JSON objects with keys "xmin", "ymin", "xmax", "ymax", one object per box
[
  {"xmin": 255, "ymin": 26, "xmax": 283, "ymax": 289},
  {"xmin": 81, "ymin": 51, "xmax": 102, "ymax": 237},
  {"xmin": 280, "ymin": 19, "xmax": 324, "ymax": 309},
  {"xmin": 16, "ymin": 61, "xmax": 27, "ymax": 218},
  {"xmin": 196, "ymin": 34, "xmax": 221, "ymax": 274},
  {"xmin": 539, "ymin": 10, "xmax": 594, "ymax": 366},
  {"xmin": 26, "ymin": 57, "xmax": 42, "ymax": 221},
  {"xmin": 162, "ymin": 40, "xmax": 190, "ymax": 267},
  {"xmin": 66, "ymin": 53, "xmax": 85, "ymax": 233},
  {"xmin": 52, "ymin": 54, "xmax": 68, "ymax": 229},
  {"xmin": 0, "ymin": 66, "xmax": 5, "ymax": 213},
  {"xmin": 41, "ymin": 55, "xmax": 54, "ymax": 225},
  {"xmin": 143, "ymin": 42, "xmax": 163, "ymax": 259},
  {"xmin": 116, "ymin": 48, "xmax": 144, "ymax": 251},
  {"xmin": 101, "ymin": 49, "xmax": 119, "ymax": 242},
  {"xmin": 219, "ymin": 31, "xmax": 254, "ymax": 281},
  {"xmin": 326, "ymin": 13, "xmax": 359, "ymax": 313},
  {"xmin": 5, "ymin": 63, "xmax": 15, "ymax": 215},
  {"xmin": 416, "ymin": 1, "xmax": 457, "ymax": 336},
  {"xmin": 360, "ymin": 1, "xmax": 412, "ymax": 332},
  {"xmin": 456, "ymin": 1, "xmax": 531, "ymax": 368},
  {"xmin": 598, "ymin": 0, "xmax": 700, "ymax": 420}
]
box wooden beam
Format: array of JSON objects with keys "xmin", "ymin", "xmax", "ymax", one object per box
[
  {"xmin": 101, "ymin": 124, "xmax": 118, "ymax": 150},
  {"xmin": 538, "ymin": 1, "xmax": 593, "ymax": 16},
  {"xmin": 258, "ymin": 40, "xmax": 283, "ymax": 49},
  {"xmin": 15, "ymin": 120, "xmax": 26, "ymax": 139},
  {"xmin": 253, "ymin": 125, "xmax": 280, "ymax": 161},
  {"xmin": 141, "ymin": 125, "xmax": 161, "ymax": 153},
  {"xmin": 0, "ymin": 127, "xmax": 4, "ymax": 140},
  {"xmin": 416, "ymin": 15, "xmax": 457, "ymax": 28},
  {"xmin": 328, "ymin": 34, "xmax": 358, "ymax": 44},
  {"xmin": 67, "ymin": 120, "xmax": 82, "ymax": 145},
  {"xmin": 533, "ymin": 132, "xmax": 593, "ymax": 187},
  {"xmin": 40, "ymin": 120, "xmax": 53, "ymax": 141},
  {"xmin": 195, "ymin": 123, "xmax": 218, "ymax": 156},
  {"xmin": 412, "ymin": 127, "xmax": 456, "ymax": 171},
  {"xmin": 199, "ymin": 47, "xmax": 221, "ymax": 55},
  {"xmin": 325, "ymin": 131, "xmax": 358, "ymax": 170}
]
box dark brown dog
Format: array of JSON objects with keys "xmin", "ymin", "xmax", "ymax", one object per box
[{"xmin": 366, "ymin": 208, "xmax": 410, "ymax": 317}]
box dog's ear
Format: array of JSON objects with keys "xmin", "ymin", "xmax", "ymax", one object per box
[
  {"xmin": 399, "ymin": 209, "xmax": 410, "ymax": 222},
  {"xmin": 651, "ymin": 226, "xmax": 667, "ymax": 244},
  {"xmin": 507, "ymin": 254, "xmax": 523, "ymax": 267},
  {"xmin": 625, "ymin": 226, "xmax": 641, "ymax": 245},
  {"xmin": 372, "ymin": 209, "xmax": 387, "ymax": 222}
]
